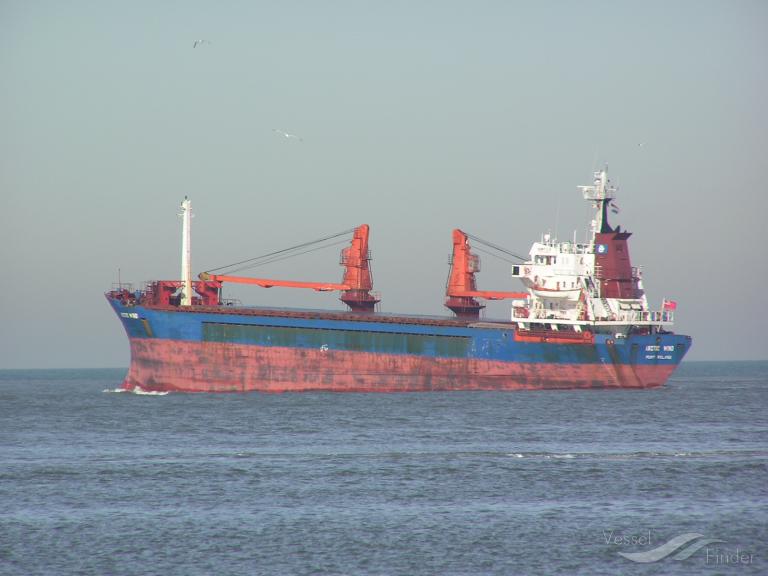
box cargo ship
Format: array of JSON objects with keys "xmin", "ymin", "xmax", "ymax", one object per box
[{"xmin": 106, "ymin": 168, "xmax": 691, "ymax": 392}]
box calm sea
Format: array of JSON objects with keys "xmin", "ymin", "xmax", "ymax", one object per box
[{"xmin": 1, "ymin": 362, "xmax": 766, "ymax": 575}]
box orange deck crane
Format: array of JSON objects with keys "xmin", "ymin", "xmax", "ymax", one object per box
[
  {"xmin": 199, "ymin": 225, "xmax": 380, "ymax": 312},
  {"xmin": 445, "ymin": 229, "xmax": 528, "ymax": 318}
]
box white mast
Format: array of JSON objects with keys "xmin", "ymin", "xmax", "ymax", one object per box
[
  {"xmin": 578, "ymin": 167, "xmax": 616, "ymax": 246},
  {"xmin": 180, "ymin": 196, "xmax": 192, "ymax": 306}
]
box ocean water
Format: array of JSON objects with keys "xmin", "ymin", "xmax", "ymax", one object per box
[{"xmin": 1, "ymin": 362, "xmax": 766, "ymax": 575}]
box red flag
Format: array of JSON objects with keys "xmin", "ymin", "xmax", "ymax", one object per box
[{"xmin": 663, "ymin": 300, "xmax": 677, "ymax": 311}]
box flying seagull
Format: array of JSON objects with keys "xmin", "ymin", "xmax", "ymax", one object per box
[
  {"xmin": 193, "ymin": 39, "xmax": 210, "ymax": 48},
  {"xmin": 272, "ymin": 129, "xmax": 303, "ymax": 142}
]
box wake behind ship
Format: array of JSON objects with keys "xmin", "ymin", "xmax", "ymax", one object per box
[{"xmin": 107, "ymin": 169, "xmax": 691, "ymax": 392}]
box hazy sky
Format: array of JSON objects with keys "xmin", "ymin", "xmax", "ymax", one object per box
[{"xmin": 1, "ymin": 0, "xmax": 766, "ymax": 368}]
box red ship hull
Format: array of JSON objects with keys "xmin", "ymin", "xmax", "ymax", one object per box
[{"xmin": 122, "ymin": 338, "xmax": 678, "ymax": 393}]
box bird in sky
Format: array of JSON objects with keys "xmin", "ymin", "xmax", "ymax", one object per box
[
  {"xmin": 193, "ymin": 39, "xmax": 210, "ymax": 48},
  {"xmin": 272, "ymin": 129, "xmax": 303, "ymax": 142}
]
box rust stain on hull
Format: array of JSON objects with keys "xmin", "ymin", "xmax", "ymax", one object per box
[{"xmin": 123, "ymin": 338, "xmax": 677, "ymax": 393}]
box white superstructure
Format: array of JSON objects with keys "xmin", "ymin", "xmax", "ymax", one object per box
[{"xmin": 510, "ymin": 169, "xmax": 675, "ymax": 335}]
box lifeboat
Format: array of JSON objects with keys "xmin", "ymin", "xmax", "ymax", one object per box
[{"xmin": 531, "ymin": 284, "xmax": 582, "ymax": 299}]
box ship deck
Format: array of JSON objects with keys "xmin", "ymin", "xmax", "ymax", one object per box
[{"xmin": 142, "ymin": 303, "xmax": 517, "ymax": 330}]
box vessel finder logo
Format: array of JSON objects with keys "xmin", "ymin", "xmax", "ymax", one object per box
[
  {"xmin": 614, "ymin": 532, "xmax": 722, "ymax": 563},
  {"xmin": 607, "ymin": 529, "xmax": 757, "ymax": 566}
]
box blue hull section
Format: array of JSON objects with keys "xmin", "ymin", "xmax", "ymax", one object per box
[{"xmin": 110, "ymin": 301, "xmax": 691, "ymax": 369}]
